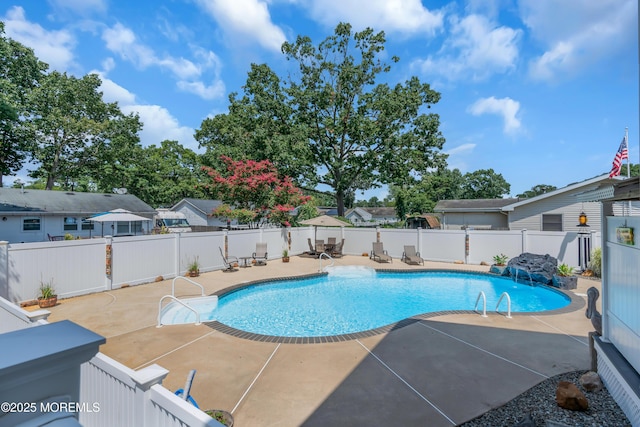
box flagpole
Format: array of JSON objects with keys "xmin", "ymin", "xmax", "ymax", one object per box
[{"xmin": 625, "ymin": 127, "xmax": 630, "ymax": 178}]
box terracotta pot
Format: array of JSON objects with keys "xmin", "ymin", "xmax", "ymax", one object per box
[
  {"xmin": 205, "ymin": 409, "xmax": 233, "ymax": 426},
  {"xmin": 188, "ymin": 270, "xmax": 199, "ymax": 277},
  {"xmin": 38, "ymin": 296, "xmax": 58, "ymax": 308},
  {"xmin": 282, "ymin": 257, "xmax": 290, "ymax": 263}
]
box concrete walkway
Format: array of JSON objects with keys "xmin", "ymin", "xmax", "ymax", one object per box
[{"xmin": 43, "ymin": 256, "xmax": 598, "ymax": 426}]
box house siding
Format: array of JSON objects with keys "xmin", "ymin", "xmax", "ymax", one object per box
[
  {"xmin": 441, "ymin": 212, "xmax": 508, "ymax": 230},
  {"xmin": 508, "ymin": 196, "xmax": 602, "ymax": 232}
]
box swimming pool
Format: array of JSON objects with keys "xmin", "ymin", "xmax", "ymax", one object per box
[{"xmin": 190, "ymin": 268, "xmax": 571, "ymax": 338}]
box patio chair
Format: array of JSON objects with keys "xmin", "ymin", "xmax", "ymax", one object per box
[
  {"xmin": 252, "ymin": 242, "xmax": 268, "ymax": 265},
  {"xmin": 306, "ymin": 238, "xmax": 317, "ymax": 256},
  {"xmin": 370, "ymin": 242, "xmax": 392, "ymax": 263},
  {"xmin": 331, "ymin": 239, "xmax": 344, "ymax": 258},
  {"xmin": 315, "ymin": 242, "xmax": 326, "ymax": 257},
  {"xmin": 401, "ymin": 245, "xmax": 424, "ymax": 266},
  {"xmin": 219, "ymin": 247, "xmax": 239, "ymax": 272},
  {"xmin": 327, "ymin": 237, "xmax": 336, "ymax": 245}
]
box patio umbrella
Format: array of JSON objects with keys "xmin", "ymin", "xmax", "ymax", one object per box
[
  {"xmin": 88, "ymin": 208, "xmax": 152, "ymax": 236},
  {"xmin": 300, "ymin": 215, "xmax": 350, "ymax": 244}
]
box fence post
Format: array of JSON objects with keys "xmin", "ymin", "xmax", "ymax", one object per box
[
  {"xmin": 174, "ymin": 233, "xmax": 181, "ymax": 277},
  {"xmin": 105, "ymin": 236, "xmax": 113, "ymax": 291},
  {"xmin": 464, "ymin": 229, "xmax": 470, "ymax": 264},
  {"xmin": 0, "ymin": 241, "xmax": 8, "ymax": 300},
  {"xmin": 521, "ymin": 229, "xmax": 528, "ymax": 254},
  {"xmin": 417, "ymin": 227, "xmax": 423, "ymax": 256}
]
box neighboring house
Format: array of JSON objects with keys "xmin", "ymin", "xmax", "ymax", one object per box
[
  {"xmin": 170, "ymin": 198, "xmax": 230, "ymax": 229},
  {"xmin": 436, "ymin": 174, "xmax": 625, "ymax": 232},
  {"xmin": 345, "ymin": 207, "xmax": 399, "ymax": 227},
  {"xmin": 435, "ymin": 198, "xmax": 518, "ymax": 230},
  {"xmin": 405, "ymin": 214, "xmax": 441, "ymax": 229},
  {"xmin": 0, "ymin": 188, "xmax": 156, "ymax": 243}
]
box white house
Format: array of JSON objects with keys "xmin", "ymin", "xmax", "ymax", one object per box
[
  {"xmin": 171, "ymin": 198, "xmax": 230, "ymax": 229},
  {"xmin": 436, "ymin": 174, "xmax": 627, "ymax": 232},
  {"xmin": 345, "ymin": 207, "xmax": 399, "ymax": 227},
  {"xmin": 0, "ymin": 188, "xmax": 156, "ymax": 243}
]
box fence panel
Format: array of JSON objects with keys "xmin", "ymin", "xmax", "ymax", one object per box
[
  {"xmin": 342, "ymin": 228, "xmax": 378, "ymax": 256},
  {"xmin": 227, "ymin": 230, "xmax": 261, "ymax": 260},
  {"xmin": 289, "ymin": 227, "xmax": 313, "ymax": 255},
  {"xmin": 111, "ymin": 235, "xmax": 176, "ymax": 287},
  {"xmin": 379, "ymin": 229, "xmax": 419, "ymax": 258},
  {"xmin": 8, "ymin": 239, "xmax": 105, "ymax": 302},
  {"xmin": 179, "ymin": 232, "xmax": 225, "ymax": 273},
  {"xmin": 262, "ymin": 228, "xmax": 288, "ymax": 259},
  {"xmin": 467, "ymin": 230, "xmax": 524, "ymax": 265},
  {"xmin": 421, "ymin": 230, "xmax": 466, "ymax": 262}
]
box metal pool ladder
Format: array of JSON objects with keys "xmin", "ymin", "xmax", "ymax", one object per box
[
  {"xmin": 474, "ymin": 291, "xmax": 512, "ymax": 318},
  {"xmin": 157, "ymin": 275, "xmax": 208, "ymax": 327},
  {"xmin": 318, "ymin": 252, "xmax": 334, "ymax": 272}
]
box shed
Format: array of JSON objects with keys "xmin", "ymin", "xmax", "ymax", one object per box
[{"xmin": 434, "ymin": 198, "xmax": 517, "ymax": 230}]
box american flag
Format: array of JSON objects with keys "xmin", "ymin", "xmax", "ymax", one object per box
[{"xmin": 609, "ymin": 136, "xmax": 629, "ymax": 178}]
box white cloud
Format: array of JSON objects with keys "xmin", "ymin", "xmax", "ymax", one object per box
[
  {"xmin": 446, "ymin": 143, "xmax": 476, "ymax": 156},
  {"xmin": 413, "ymin": 14, "xmax": 521, "ymax": 81},
  {"xmin": 2, "ymin": 6, "xmax": 76, "ymax": 71},
  {"xmin": 520, "ymin": 0, "xmax": 637, "ymax": 81},
  {"xmin": 101, "ymin": 23, "xmax": 225, "ymax": 100},
  {"xmin": 304, "ymin": 0, "xmax": 444, "ymax": 36},
  {"xmin": 195, "ymin": 0, "xmax": 286, "ymax": 52},
  {"xmin": 468, "ymin": 96, "xmax": 521, "ymax": 135},
  {"xmin": 94, "ymin": 72, "xmax": 199, "ymax": 151}
]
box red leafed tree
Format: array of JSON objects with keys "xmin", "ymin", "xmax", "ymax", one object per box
[{"xmin": 202, "ymin": 156, "xmax": 310, "ymax": 227}]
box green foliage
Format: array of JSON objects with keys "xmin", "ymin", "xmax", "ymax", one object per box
[
  {"xmin": 460, "ymin": 169, "xmax": 510, "ymax": 199},
  {"xmin": 556, "ymin": 263, "xmax": 575, "ymax": 277},
  {"xmin": 186, "ymin": 256, "xmax": 200, "ymax": 272},
  {"xmin": 516, "ymin": 184, "xmax": 557, "ymax": 198},
  {"xmin": 64, "ymin": 233, "xmax": 75, "ymax": 240},
  {"xmin": 196, "ymin": 22, "xmax": 446, "ymax": 217},
  {"xmin": 0, "ymin": 23, "xmax": 47, "ymax": 185},
  {"xmin": 38, "ymin": 278, "xmax": 56, "ymax": 299},
  {"xmin": 282, "ymin": 248, "xmax": 289, "ymax": 257},
  {"xmin": 294, "ymin": 200, "xmax": 320, "ymax": 224},
  {"xmin": 589, "ymin": 247, "xmax": 602, "ymax": 277},
  {"xmin": 492, "ymin": 253, "xmax": 508, "ymax": 265}
]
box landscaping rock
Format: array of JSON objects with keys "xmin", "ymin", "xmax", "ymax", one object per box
[
  {"xmin": 507, "ymin": 253, "xmax": 557, "ymax": 285},
  {"xmin": 579, "ymin": 371, "xmax": 603, "ymax": 392},
  {"xmin": 556, "ymin": 381, "xmax": 588, "ymax": 411}
]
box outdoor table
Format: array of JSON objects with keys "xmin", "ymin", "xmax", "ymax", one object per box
[{"xmin": 239, "ymin": 256, "xmax": 253, "ymax": 267}]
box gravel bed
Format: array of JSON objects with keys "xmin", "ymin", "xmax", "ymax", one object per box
[{"xmin": 460, "ymin": 370, "xmax": 631, "ymax": 427}]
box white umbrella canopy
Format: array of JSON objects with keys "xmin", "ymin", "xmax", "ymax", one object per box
[
  {"xmin": 87, "ymin": 209, "xmax": 152, "ymax": 237},
  {"xmin": 87, "ymin": 208, "xmax": 152, "ymax": 223},
  {"xmin": 299, "ymin": 215, "xmax": 350, "ymax": 227}
]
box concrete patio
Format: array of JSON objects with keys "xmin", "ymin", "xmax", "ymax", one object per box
[{"xmin": 42, "ymin": 256, "xmax": 598, "ymax": 426}]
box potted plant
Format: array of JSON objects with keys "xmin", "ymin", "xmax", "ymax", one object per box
[
  {"xmin": 37, "ymin": 279, "xmax": 58, "ymax": 308},
  {"xmin": 205, "ymin": 409, "xmax": 233, "ymax": 426},
  {"xmin": 552, "ymin": 263, "xmax": 577, "ymax": 289},
  {"xmin": 282, "ymin": 249, "xmax": 290, "ymax": 263},
  {"xmin": 490, "ymin": 253, "xmax": 509, "ymax": 275},
  {"xmin": 187, "ymin": 256, "xmax": 200, "ymax": 277}
]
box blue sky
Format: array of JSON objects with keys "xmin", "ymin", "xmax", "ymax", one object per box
[{"xmin": 2, "ymin": 0, "xmax": 638, "ymax": 199}]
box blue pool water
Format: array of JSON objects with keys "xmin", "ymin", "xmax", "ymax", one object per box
[{"xmin": 196, "ymin": 269, "xmax": 571, "ymax": 337}]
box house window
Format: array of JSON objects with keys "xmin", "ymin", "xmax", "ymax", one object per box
[
  {"xmin": 81, "ymin": 218, "xmax": 94, "ymax": 230},
  {"xmin": 64, "ymin": 217, "xmax": 78, "ymax": 231},
  {"xmin": 23, "ymin": 218, "xmax": 41, "ymax": 231},
  {"xmin": 542, "ymin": 214, "xmax": 563, "ymax": 231}
]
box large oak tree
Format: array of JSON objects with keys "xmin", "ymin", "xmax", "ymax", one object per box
[{"xmin": 196, "ymin": 23, "xmax": 446, "ymax": 216}]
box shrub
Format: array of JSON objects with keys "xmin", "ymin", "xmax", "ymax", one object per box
[
  {"xmin": 556, "ymin": 263, "xmax": 575, "ymax": 277},
  {"xmin": 492, "ymin": 253, "xmax": 508, "ymax": 266},
  {"xmin": 589, "ymin": 247, "xmax": 602, "ymax": 277}
]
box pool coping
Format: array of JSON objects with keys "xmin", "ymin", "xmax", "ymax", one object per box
[{"xmin": 205, "ymin": 268, "xmax": 585, "ymax": 344}]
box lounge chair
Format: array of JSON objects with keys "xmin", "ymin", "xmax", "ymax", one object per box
[
  {"xmin": 219, "ymin": 247, "xmax": 239, "ymax": 272},
  {"xmin": 331, "ymin": 239, "xmax": 344, "ymax": 258},
  {"xmin": 370, "ymin": 242, "xmax": 392, "ymax": 263},
  {"xmin": 401, "ymin": 245, "xmax": 424, "ymax": 266},
  {"xmin": 252, "ymin": 242, "xmax": 268, "ymax": 265}
]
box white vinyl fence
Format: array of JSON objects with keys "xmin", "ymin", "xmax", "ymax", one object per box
[{"xmin": 0, "ymin": 227, "xmax": 600, "ymax": 303}]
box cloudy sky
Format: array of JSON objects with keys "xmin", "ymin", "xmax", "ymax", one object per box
[{"xmin": 2, "ymin": 0, "xmax": 638, "ymax": 198}]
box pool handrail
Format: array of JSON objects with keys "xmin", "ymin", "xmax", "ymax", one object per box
[
  {"xmin": 172, "ymin": 276, "xmax": 205, "ymax": 297},
  {"xmin": 157, "ymin": 295, "xmax": 201, "ymax": 327},
  {"xmin": 474, "ymin": 291, "xmax": 487, "ymax": 317},
  {"xmin": 318, "ymin": 252, "xmax": 334, "ymax": 272},
  {"xmin": 495, "ymin": 292, "xmax": 512, "ymax": 318}
]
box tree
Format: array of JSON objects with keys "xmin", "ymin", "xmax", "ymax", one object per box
[
  {"xmin": 28, "ymin": 72, "xmax": 129, "ymax": 190},
  {"xmin": 460, "ymin": 168, "xmax": 510, "ymax": 199},
  {"xmin": 203, "ymin": 156, "xmax": 310, "ymax": 227},
  {"xmin": 196, "ymin": 23, "xmax": 446, "ymax": 216},
  {"xmin": 0, "ymin": 23, "xmax": 48, "ymax": 185},
  {"xmin": 390, "ymin": 168, "xmax": 465, "ymax": 218},
  {"xmin": 516, "ymin": 184, "xmax": 557, "ymax": 198}
]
